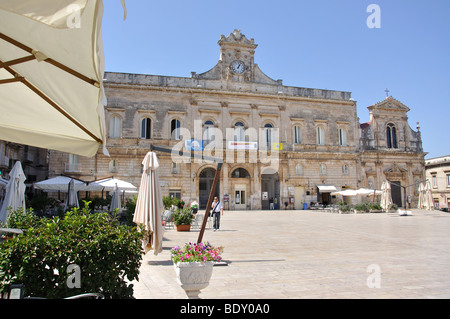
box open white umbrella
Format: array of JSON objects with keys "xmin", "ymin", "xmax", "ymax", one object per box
[
  {"xmin": 133, "ymin": 152, "xmax": 163, "ymax": 255},
  {"xmin": 424, "ymin": 179, "xmax": 434, "ymax": 211},
  {"xmin": 0, "ymin": 0, "xmax": 109, "ymax": 157},
  {"xmin": 64, "ymin": 178, "xmax": 79, "ymax": 210},
  {"xmin": 0, "ymin": 161, "xmax": 26, "ymax": 223},
  {"xmin": 331, "ymin": 189, "xmax": 358, "ymax": 196},
  {"xmin": 34, "ymin": 175, "xmax": 102, "ymax": 192},
  {"xmin": 380, "ymin": 181, "xmax": 393, "ymax": 212},
  {"xmin": 356, "ymin": 188, "xmax": 382, "ymax": 196},
  {"xmin": 95, "ymin": 177, "xmax": 137, "ymax": 192}
]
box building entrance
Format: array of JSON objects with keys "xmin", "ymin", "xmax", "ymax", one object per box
[
  {"xmin": 391, "ymin": 180, "xmax": 402, "ymax": 208},
  {"xmin": 199, "ymin": 167, "xmax": 220, "ymax": 209},
  {"xmin": 261, "ymin": 170, "xmax": 280, "ymax": 210}
]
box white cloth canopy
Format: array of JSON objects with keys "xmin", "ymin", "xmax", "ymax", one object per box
[
  {"xmin": 33, "ymin": 175, "xmax": 102, "ymax": 192},
  {"xmin": 317, "ymin": 185, "xmax": 337, "ymax": 193},
  {"xmin": 331, "ymin": 189, "xmax": 358, "ymax": 196},
  {"xmin": 133, "ymin": 152, "xmax": 163, "ymax": 255},
  {"xmin": 0, "ymin": 0, "xmax": 108, "ymax": 157},
  {"xmin": 356, "ymin": 188, "xmax": 382, "ymax": 196},
  {"xmin": 95, "ymin": 177, "xmax": 137, "ymax": 192},
  {"xmin": 0, "ymin": 161, "xmax": 26, "ymax": 223}
]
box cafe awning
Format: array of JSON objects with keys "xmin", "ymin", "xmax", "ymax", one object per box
[{"xmin": 317, "ymin": 184, "xmax": 338, "ymax": 193}]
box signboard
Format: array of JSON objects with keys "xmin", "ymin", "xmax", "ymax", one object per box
[
  {"xmin": 185, "ymin": 139, "xmax": 204, "ymax": 151},
  {"xmin": 262, "ymin": 192, "xmax": 268, "ymax": 200},
  {"xmin": 227, "ymin": 141, "xmax": 258, "ymax": 150},
  {"xmin": 272, "ymin": 143, "xmax": 283, "ymax": 151}
]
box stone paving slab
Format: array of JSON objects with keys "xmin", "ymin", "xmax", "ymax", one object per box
[{"xmin": 132, "ymin": 209, "xmax": 450, "ymax": 299}]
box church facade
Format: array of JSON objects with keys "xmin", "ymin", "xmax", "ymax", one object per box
[{"xmin": 47, "ymin": 30, "xmax": 426, "ymax": 210}]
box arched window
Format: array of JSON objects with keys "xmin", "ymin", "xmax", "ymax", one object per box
[
  {"xmin": 231, "ymin": 168, "xmax": 250, "ymax": 178},
  {"xmin": 317, "ymin": 126, "xmax": 325, "ymax": 145},
  {"xmin": 386, "ymin": 123, "xmax": 398, "ymax": 148},
  {"xmin": 339, "ymin": 128, "xmax": 347, "ymax": 146},
  {"xmin": 109, "ymin": 115, "xmax": 122, "ymax": 138},
  {"xmin": 234, "ymin": 121, "xmax": 245, "ymax": 142},
  {"xmin": 203, "ymin": 120, "xmax": 215, "ymax": 144},
  {"xmin": 141, "ymin": 118, "xmax": 151, "ymax": 139},
  {"xmin": 293, "ymin": 125, "xmax": 302, "ymax": 144},
  {"xmin": 171, "ymin": 119, "xmax": 181, "ymax": 140}
]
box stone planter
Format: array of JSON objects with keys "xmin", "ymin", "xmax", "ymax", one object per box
[
  {"xmin": 176, "ymin": 224, "xmax": 191, "ymax": 232},
  {"xmin": 174, "ymin": 261, "xmax": 214, "ymax": 299}
]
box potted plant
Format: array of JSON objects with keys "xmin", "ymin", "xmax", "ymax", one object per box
[
  {"xmin": 171, "ymin": 242, "xmax": 223, "ymax": 299},
  {"xmin": 173, "ymin": 207, "xmax": 194, "ymax": 231}
]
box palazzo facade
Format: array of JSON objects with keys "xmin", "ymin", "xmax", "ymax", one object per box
[{"xmin": 46, "ymin": 30, "xmax": 426, "ymax": 210}]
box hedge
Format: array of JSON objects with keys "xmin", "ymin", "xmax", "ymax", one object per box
[{"xmin": 0, "ymin": 202, "xmax": 144, "ymax": 299}]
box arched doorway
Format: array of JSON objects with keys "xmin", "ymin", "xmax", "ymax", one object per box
[
  {"xmin": 261, "ymin": 168, "xmax": 280, "ymax": 210},
  {"xmin": 199, "ymin": 167, "xmax": 220, "ymax": 209}
]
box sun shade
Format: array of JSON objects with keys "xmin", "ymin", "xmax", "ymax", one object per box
[{"xmin": 0, "ymin": 0, "xmax": 108, "ymax": 157}]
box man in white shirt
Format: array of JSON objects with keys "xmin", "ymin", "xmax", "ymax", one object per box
[{"xmin": 211, "ymin": 196, "xmax": 224, "ymax": 231}]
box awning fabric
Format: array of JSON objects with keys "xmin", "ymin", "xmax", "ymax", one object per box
[
  {"xmin": 317, "ymin": 185, "xmax": 338, "ymax": 193},
  {"xmin": 0, "ymin": 0, "xmax": 108, "ymax": 157}
]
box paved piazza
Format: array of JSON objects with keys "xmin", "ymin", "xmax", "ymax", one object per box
[{"xmin": 132, "ymin": 209, "xmax": 450, "ymax": 299}]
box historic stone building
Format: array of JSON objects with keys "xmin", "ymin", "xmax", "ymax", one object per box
[
  {"xmin": 425, "ymin": 155, "xmax": 450, "ymax": 209},
  {"xmin": 46, "ymin": 29, "xmax": 426, "ymax": 210}
]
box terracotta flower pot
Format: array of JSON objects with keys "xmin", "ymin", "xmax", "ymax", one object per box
[{"xmin": 176, "ymin": 224, "xmax": 191, "ymax": 232}]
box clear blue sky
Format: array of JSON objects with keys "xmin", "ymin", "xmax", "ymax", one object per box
[{"xmin": 102, "ymin": 0, "xmax": 450, "ymax": 159}]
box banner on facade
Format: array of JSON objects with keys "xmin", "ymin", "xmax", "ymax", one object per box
[
  {"xmin": 185, "ymin": 139, "xmax": 204, "ymax": 151},
  {"xmin": 227, "ymin": 141, "xmax": 258, "ymax": 150},
  {"xmin": 272, "ymin": 143, "xmax": 283, "ymax": 151}
]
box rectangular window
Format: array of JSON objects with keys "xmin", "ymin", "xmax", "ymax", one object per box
[
  {"xmin": 432, "ymin": 175, "xmax": 437, "ymax": 188},
  {"xmin": 169, "ymin": 190, "xmax": 181, "ymax": 199},
  {"xmin": 447, "ymin": 174, "xmax": 450, "ymax": 187},
  {"xmin": 294, "ymin": 126, "xmax": 302, "ymax": 144}
]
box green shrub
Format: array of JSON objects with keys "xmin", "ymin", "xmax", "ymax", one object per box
[
  {"xmin": 368, "ymin": 202, "xmax": 382, "ymax": 211},
  {"xmin": 172, "ymin": 207, "xmax": 194, "ymax": 226},
  {"xmin": 354, "ymin": 203, "xmax": 369, "ymax": 212},
  {"xmin": 0, "ymin": 201, "xmax": 144, "ymax": 299}
]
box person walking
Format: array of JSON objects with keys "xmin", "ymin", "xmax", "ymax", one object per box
[{"xmin": 211, "ymin": 196, "xmax": 223, "ymax": 231}]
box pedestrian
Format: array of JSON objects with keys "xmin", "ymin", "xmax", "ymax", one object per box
[{"xmin": 211, "ymin": 196, "xmax": 223, "ymax": 231}]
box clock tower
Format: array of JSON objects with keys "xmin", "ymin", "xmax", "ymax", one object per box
[
  {"xmin": 192, "ymin": 29, "xmax": 279, "ymax": 85},
  {"xmin": 218, "ymin": 29, "xmax": 257, "ymax": 81}
]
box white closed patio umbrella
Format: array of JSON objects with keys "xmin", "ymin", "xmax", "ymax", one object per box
[
  {"xmin": 380, "ymin": 181, "xmax": 393, "ymax": 212},
  {"xmin": 133, "ymin": 152, "xmax": 164, "ymax": 255},
  {"xmin": 0, "ymin": 0, "xmax": 109, "ymax": 157},
  {"xmin": 110, "ymin": 183, "xmax": 121, "ymax": 212},
  {"xmin": 417, "ymin": 182, "xmax": 425, "ymax": 209},
  {"xmin": 64, "ymin": 178, "xmax": 79, "ymax": 211},
  {"xmin": 0, "ymin": 161, "xmax": 26, "ymax": 224},
  {"xmin": 424, "ymin": 179, "xmax": 434, "ymax": 211}
]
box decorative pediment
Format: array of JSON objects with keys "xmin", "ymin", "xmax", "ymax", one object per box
[
  {"xmin": 384, "ymin": 162, "xmax": 408, "ymax": 175},
  {"xmin": 368, "ymin": 96, "xmax": 410, "ymax": 112},
  {"xmin": 218, "ymin": 29, "xmax": 257, "ymax": 49}
]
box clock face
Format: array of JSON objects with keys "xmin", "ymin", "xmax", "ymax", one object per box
[{"xmin": 231, "ymin": 61, "xmax": 245, "ymax": 74}]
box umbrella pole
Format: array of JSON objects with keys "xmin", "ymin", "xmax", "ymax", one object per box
[{"xmin": 197, "ymin": 163, "xmax": 222, "ymax": 244}]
